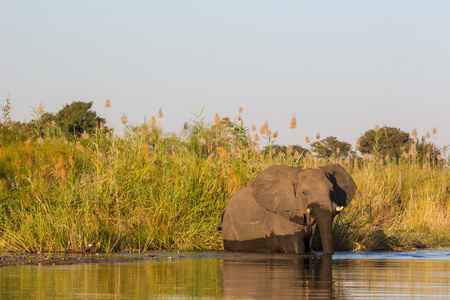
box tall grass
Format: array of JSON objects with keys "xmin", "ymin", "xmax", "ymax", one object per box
[
  {"xmin": 333, "ymin": 156, "xmax": 450, "ymax": 251},
  {"xmin": 0, "ymin": 105, "xmax": 449, "ymax": 252}
]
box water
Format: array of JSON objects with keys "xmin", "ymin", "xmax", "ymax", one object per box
[{"xmin": 1, "ymin": 248, "xmax": 449, "ymax": 299}]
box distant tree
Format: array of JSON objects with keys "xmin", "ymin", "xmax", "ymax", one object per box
[
  {"xmin": 310, "ymin": 136, "xmax": 352, "ymax": 159},
  {"xmin": 412, "ymin": 137, "xmax": 442, "ymax": 165},
  {"xmin": 357, "ymin": 126, "xmax": 411, "ymax": 159},
  {"xmin": 24, "ymin": 112, "xmax": 58, "ymax": 137},
  {"xmin": 210, "ymin": 116, "xmax": 251, "ymax": 149},
  {"xmin": 0, "ymin": 121, "xmax": 29, "ymax": 144},
  {"xmin": 263, "ymin": 144, "xmax": 308, "ymax": 159},
  {"xmin": 214, "ymin": 116, "xmax": 233, "ymax": 129},
  {"xmin": 40, "ymin": 112, "xmax": 57, "ymax": 124},
  {"xmin": 56, "ymin": 101, "xmax": 105, "ymax": 138}
]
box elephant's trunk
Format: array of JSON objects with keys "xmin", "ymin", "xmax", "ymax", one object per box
[{"xmin": 316, "ymin": 210, "xmax": 334, "ymax": 254}]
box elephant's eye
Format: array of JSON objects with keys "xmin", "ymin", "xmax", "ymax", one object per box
[{"xmin": 302, "ymin": 190, "xmax": 308, "ymax": 196}]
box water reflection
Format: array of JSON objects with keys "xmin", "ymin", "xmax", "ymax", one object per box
[
  {"xmin": 222, "ymin": 254, "xmax": 333, "ymax": 299},
  {"xmin": 0, "ymin": 254, "xmax": 225, "ymax": 299},
  {"xmin": 0, "ymin": 249, "xmax": 449, "ymax": 299},
  {"xmin": 334, "ymin": 259, "xmax": 450, "ymax": 299}
]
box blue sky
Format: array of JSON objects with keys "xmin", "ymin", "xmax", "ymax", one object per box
[{"xmin": 1, "ymin": 1, "xmax": 449, "ymax": 148}]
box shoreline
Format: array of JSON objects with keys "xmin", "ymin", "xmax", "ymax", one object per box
[
  {"xmin": 0, "ymin": 252, "xmax": 146, "ymax": 267},
  {"xmin": 3, "ymin": 246, "xmax": 448, "ymax": 267}
]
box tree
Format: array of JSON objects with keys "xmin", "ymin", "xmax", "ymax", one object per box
[
  {"xmin": 0, "ymin": 121, "xmax": 29, "ymax": 145},
  {"xmin": 310, "ymin": 136, "xmax": 352, "ymax": 159},
  {"xmin": 411, "ymin": 137, "xmax": 443, "ymax": 165},
  {"xmin": 56, "ymin": 101, "xmax": 105, "ymax": 138},
  {"xmin": 357, "ymin": 126, "xmax": 410, "ymax": 159},
  {"xmin": 263, "ymin": 144, "xmax": 308, "ymax": 159},
  {"xmin": 24, "ymin": 112, "xmax": 58, "ymax": 138}
]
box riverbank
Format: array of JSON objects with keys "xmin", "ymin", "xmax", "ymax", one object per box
[
  {"xmin": 1, "ymin": 113, "xmax": 449, "ymax": 253},
  {"xmin": 0, "ymin": 252, "xmax": 147, "ymax": 267}
]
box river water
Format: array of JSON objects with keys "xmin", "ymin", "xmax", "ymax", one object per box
[{"xmin": 1, "ymin": 248, "xmax": 449, "ymax": 299}]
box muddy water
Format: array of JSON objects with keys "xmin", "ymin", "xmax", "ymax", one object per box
[{"xmin": 1, "ymin": 249, "xmax": 449, "ymax": 299}]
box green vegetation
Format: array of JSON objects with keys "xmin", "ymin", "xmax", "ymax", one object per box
[
  {"xmin": 357, "ymin": 126, "xmax": 411, "ymax": 159},
  {"xmin": 1, "ymin": 99, "xmax": 449, "ymax": 253},
  {"xmin": 310, "ymin": 136, "xmax": 352, "ymax": 159},
  {"xmin": 55, "ymin": 101, "xmax": 106, "ymax": 139}
]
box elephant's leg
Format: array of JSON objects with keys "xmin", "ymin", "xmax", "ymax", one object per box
[
  {"xmin": 270, "ymin": 215, "xmax": 309, "ymax": 254},
  {"xmin": 276, "ymin": 231, "xmax": 306, "ymax": 254},
  {"xmin": 303, "ymin": 224, "xmax": 317, "ymax": 253},
  {"xmin": 303, "ymin": 237, "xmax": 311, "ymax": 253}
]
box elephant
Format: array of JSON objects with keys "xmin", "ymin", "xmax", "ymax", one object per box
[{"xmin": 219, "ymin": 164, "xmax": 357, "ymax": 254}]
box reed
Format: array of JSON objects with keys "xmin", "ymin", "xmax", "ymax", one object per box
[
  {"xmin": 0, "ymin": 105, "xmax": 449, "ymax": 253},
  {"xmin": 332, "ymin": 156, "xmax": 450, "ymax": 251}
]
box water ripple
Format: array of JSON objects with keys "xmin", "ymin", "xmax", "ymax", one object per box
[{"xmin": 333, "ymin": 247, "xmax": 450, "ymax": 260}]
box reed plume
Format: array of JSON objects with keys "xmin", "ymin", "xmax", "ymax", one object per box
[
  {"xmin": 412, "ymin": 128, "xmax": 418, "ymax": 139},
  {"xmin": 290, "ymin": 114, "xmax": 297, "ymax": 145},
  {"xmin": 37, "ymin": 103, "xmax": 45, "ymax": 115},
  {"xmin": 214, "ymin": 113, "xmax": 220, "ymax": 125},
  {"xmin": 260, "ymin": 122, "xmax": 270, "ymax": 136},
  {"xmin": 121, "ymin": 113, "xmax": 128, "ymax": 125}
]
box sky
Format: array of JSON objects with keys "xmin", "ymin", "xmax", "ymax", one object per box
[{"xmin": 1, "ymin": 1, "xmax": 449, "ymax": 149}]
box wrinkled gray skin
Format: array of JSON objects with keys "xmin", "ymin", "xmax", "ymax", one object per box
[{"xmin": 220, "ymin": 164, "xmax": 357, "ymax": 254}]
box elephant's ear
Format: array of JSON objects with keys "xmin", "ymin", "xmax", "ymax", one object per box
[
  {"xmin": 319, "ymin": 164, "xmax": 357, "ymax": 206},
  {"xmin": 251, "ymin": 165, "xmax": 302, "ymax": 222}
]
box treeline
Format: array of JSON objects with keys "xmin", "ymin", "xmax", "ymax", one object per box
[
  {"xmin": 1, "ymin": 98, "xmax": 446, "ymax": 165},
  {"xmin": 0, "ymin": 98, "xmax": 449, "ymax": 253},
  {"xmin": 1, "ymin": 98, "xmax": 105, "ymax": 143}
]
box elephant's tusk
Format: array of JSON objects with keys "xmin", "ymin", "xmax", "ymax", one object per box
[
  {"xmin": 306, "ymin": 209, "xmax": 312, "ymax": 226},
  {"xmin": 336, "ymin": 206, "xmax": 344, "ymax": 212}
]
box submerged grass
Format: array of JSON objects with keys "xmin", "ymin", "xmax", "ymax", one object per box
[{"xmin": 0, "ymin": 106, "xmax": 449, "ymax": 253}]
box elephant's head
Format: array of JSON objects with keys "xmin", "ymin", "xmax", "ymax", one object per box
[{"xmin": 251, "ymin": 164, "xmax": 357, "ymax": 254}]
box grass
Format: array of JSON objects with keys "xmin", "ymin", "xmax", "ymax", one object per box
[
  {"xmin": 333, "ymin": 158, "xmax": 450, "ymax": 251},
  {"xmin": 0, "ymin": 105, "xmax": 449, "ymax": 253}
]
